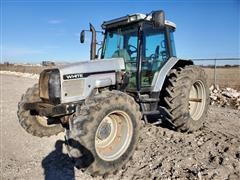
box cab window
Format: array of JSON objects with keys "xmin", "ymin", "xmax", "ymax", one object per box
[{"xmin": 141, "ymin": 28, "xmax": 168, "ymax": 87}]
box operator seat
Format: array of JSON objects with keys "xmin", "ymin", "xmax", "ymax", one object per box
[{"xmin": 112, "ymin": 49, "xmax": 131, "ymax": 61}]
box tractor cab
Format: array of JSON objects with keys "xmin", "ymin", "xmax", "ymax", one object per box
[{"xmin": 100, "ymin": 11, "xmax": 177, "ymax": 91}]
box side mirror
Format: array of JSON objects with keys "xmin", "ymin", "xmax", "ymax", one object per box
[
  {"xmin": 80, "ymin": 30, "xmax": 85, "ymax": 43},
  {"xmin": 152, "ymin": 10, "xmax": 165, "ymax": 28}
]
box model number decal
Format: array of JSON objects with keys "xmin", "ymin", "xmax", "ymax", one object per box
[{"xmin": 63, "ymin": 73, "xmax": 83, "ymax": 80}]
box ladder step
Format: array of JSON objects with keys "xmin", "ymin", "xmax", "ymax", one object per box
[
  {"xmin": 139, "ymin": 98, "xmax": 159, "ymax": 103},
  {"xmin": 143, "ymin": 110, "xmax": 160, "ymax": 115},
  {"xmin": 152, "ymin": 119, "xmax": 163, "ymax": 125}
]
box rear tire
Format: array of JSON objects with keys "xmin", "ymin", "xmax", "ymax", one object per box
[
  {"xmin": 17, "ymin": 84, "xmax": 64, "ymax": 137},
  {"xmin": 66, "ymin": 90, "xmax": 141, "ymax": 176},
  {"xmin": 160, "ymin": 65, "xmax": 209, "ymax": 132}
]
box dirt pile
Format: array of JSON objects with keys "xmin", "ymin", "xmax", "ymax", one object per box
[
  {"xmin": 0, "ymin": 64, "xmax": 46, "ymax": 74},
  {"xmin": 0, "ymin": 71, "xmax": 39, "ymax": 79},
  {"xmin": 209, "ymin": 85, "xmax": 240, "ymax": 109}
]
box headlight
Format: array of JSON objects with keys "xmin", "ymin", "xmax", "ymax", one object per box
[
  {"xmin": 39, "ymin": 69, "xmax": 61, "ymax": 104},
  {"xmin": 48, "ymin": 70, "xmax": 61, "ymax": 104}
]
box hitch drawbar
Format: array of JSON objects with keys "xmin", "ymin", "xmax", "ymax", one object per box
[{"xmin": 24, "ymin": 102, "xmax": 77, "ymax": 117}]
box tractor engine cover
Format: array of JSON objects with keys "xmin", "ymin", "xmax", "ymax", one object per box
[{"xmin": 39, "ymin": 58, "xmax": 125, "ymax": 104}]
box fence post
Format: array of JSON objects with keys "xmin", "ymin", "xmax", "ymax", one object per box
[{"xmin": 214, "ymin": 58, "xmax": 217, "ymax": 88}]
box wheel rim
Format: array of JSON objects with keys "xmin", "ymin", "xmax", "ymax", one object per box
[
  {"xmin": 189, "ymin": 80, "xmax": 206, "ymax": 121},
  {"xmin": 95, "ymin": 110, "xmax": 133, "ymax": 161}
]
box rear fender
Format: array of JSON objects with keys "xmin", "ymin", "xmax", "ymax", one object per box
[{"xmin": 152, "ymin": 58, "xmax": 193, "ymax": 92}]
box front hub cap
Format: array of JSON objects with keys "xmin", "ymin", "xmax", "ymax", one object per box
[{"xmin": 97, "ymin": 121, "xmax": 112, "ymax": 140}]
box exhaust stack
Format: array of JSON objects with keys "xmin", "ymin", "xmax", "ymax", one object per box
[{"xmin": 90, "ymin": 23, "xmax": 96, "ymax": 60}]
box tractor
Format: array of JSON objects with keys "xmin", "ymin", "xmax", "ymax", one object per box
[{"xmin": 18, "ymin": 10, "xmax": 209, "ymax": 176}]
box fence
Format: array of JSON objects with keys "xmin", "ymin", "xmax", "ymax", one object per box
[{"xmin": 192, "ymin": 58, "xmax": 240, "ymax": 90}]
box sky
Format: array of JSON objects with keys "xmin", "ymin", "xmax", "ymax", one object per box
[{"xmin": 1, "ymin": 0, "xmax": 239, "ymax": 64}]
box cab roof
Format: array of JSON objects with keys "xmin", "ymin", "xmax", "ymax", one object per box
[{"xmin": 102, "ymin": 13, "xmax": 176, "ymax": 29}]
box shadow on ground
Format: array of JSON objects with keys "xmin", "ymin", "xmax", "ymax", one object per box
[{"xmin": 42, "ymin": 140, "xmax": 75, "ymax": 180}]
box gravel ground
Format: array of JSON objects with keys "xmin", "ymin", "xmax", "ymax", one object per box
[{"xmin": 0, "ymin": 74, "xmax": 240, "ymax": 180}]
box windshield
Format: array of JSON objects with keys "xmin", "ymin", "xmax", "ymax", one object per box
[{"xmin": 102, "ymin": 26, "xmax": 138, "ymax": 62}]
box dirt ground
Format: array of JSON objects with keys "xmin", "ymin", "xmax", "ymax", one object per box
[{"xmin": 0, "ymin": 74, "xmax": 240, "ymax": 180}]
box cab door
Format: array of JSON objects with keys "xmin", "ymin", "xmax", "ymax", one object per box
[{"xmin": 141, "ymin": 28, "xmax": 168, "ymax": 88}]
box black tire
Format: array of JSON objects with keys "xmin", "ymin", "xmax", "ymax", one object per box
[
  {"xmin": 160, "ymin": 65, "xmax": 209, "ymax": 132},
  {"xmin": 17, "ymin": 84, "xmax": 64, "ymax": 137},
  {"xmin": 66, "ymin": 90, "xmax": 141, "ymax": 176}
]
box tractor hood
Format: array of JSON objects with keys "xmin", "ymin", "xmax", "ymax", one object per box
[
  {"xmin": 58, "ymin": 58, "xmax": 125, "ymax": 77},
  {"xmin": 57, "ymin": 58, "xmax": 125, "ymax": 103}
]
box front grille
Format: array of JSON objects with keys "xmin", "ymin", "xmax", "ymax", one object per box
[{"xmin": 62, "ymin": 79, "xmax": 85, "ymax": 97}]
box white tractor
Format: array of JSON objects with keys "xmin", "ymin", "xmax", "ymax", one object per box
[{"xmin": 18, "ymin": 10, "xmax": 209, "ymax": 176}]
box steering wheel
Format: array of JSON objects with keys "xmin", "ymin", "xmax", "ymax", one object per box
[
  {"xmin": 149, "ymin": 53, "xmax": 159, "ymax": 61},
  {"xmin": 127, "ymin": 45, "xmax": 137, "ymax": 56}
]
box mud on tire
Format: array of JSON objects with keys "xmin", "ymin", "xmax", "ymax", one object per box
[
  {"xmin": 160, "ymin": 65, "xmax": 209, "ymax": 132},
  {"xmin": 17, "ymin": 84, "xmax": 64, "ymax": 137},
  {"xmin": 66, "ymin": 90, "xmax": 141, "ymax": 176}
]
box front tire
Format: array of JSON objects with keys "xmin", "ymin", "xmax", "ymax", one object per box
[
  {"xmin": 66, "ymin": 90, "xmax": 141, "ymax": 176},
  {"xmin": 17, "ymin": 84, "xmax": 64, "ymax": 137},
  {"xmin": 160, "ymin": 65, "xmax": 209, "ymax": 132}
]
